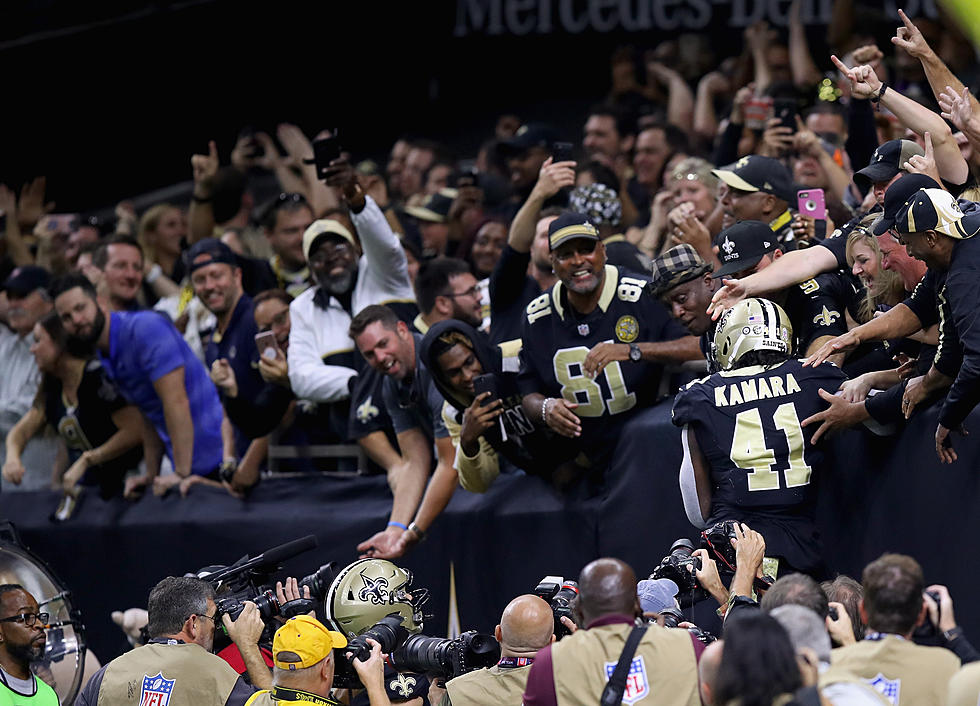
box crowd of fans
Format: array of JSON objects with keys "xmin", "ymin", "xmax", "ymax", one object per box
[
  {"xmin": 1, "ymin": 1, "xmax": 979, "ymax": 704},
  {"xmin": 0, "ymin": 4, "xmax": 976, "ymax": 530}
]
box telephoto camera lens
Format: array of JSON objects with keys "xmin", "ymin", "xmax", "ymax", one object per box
[
  {"xmin": 299, "ymin": 564, "xmax": 335, "ymax": 601},
  {"xmin": 345, "ymin": 614, "xmax": 409, "ymax": 662}
]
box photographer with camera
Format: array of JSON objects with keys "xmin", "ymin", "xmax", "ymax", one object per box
[
  {"xmin": 77, "ymin": 577, "xmax": 269, "ymax": 706},
  {"xmin": 244, "ymin": 615, "xmax": 391, "ymax": 706},
  {"xmin": 827, "ymin": 554, "xmax": 960, "ymax": 706},
  {"xmin": 523, "ymin": 558, "xmax": 702, "ymax": 706},
  {"xmin": 430, "ymin": 595, "xmax": 554, "ymax": 706}
]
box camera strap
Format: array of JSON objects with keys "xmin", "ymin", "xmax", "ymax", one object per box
[
  {"xmin": 599, "ymin": 625, "xmax": 647, "ymax": 706},
  {"xmin": 271, "ymin": 687, "xmax": 340, "ymax": 705}
]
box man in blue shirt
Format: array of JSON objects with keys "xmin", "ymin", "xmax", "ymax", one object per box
[{"xmin": 51, "ymin": 274, "xmax": 223, "ymax": 495}]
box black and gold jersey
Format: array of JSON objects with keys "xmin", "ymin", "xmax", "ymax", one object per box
[
  {"xmin": 672, "ymin": 358, "xmax": 846, "ymax": 573},
  {"xmin": 517, "ymin": 265, "xmax": 686, "ymax": 456}
]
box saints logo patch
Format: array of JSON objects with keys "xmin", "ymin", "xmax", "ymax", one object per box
[
  {"xmin": 358, "ymin": 573, "xmax": 390, "ymax": 605},
  {"xmin": 603, "ymin": 655, "xmax": 649, "ymax": 704},
  {"xmin": 356, "ymin": 395, "xmax": 380, "ymax": 424},
  {"xmin": 615, "ymin": 315, "xmax": 639, "ymax": 343},
  {"xmin": 866, "ymin": 673, "xmax": 900, "ymax": 705},
  {"xmin": 140, "ymin": 673, "xmax": 175, "ymax": 706},
  {"xmin": 389, "ymin": 673, "xmax": 417, "ymax": 698},
  {"xmin": 812, "ymin": 306, "xmax": 840, "ymax": 326},
  {"xmin": 721, "ymin": 236, "xmax": 736, "ymax": 255}
]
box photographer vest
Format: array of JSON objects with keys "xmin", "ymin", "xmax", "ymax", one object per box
[
  {"xmin": 445, "ymin": 663, "xmax": 531, "ymax": 706},
  {"xmin": 549, "ymin": 623, "xmax": 699, "ymax": 706},
  {"xmin": 0, "ymin": 671, "xmax": 59, "ymax": 706},
  {"xmin": 95, "ymin": 642, "xmax": 242, "ymax": 706},
  {"xmin": 830, "ymin": 635, "xmax": 959, "ymax": 706},
  {"xmin": 947, "ymin": 662, "xmax": 980, "ymax": 706},
  {"xmin": 817, "ymin": 667, "xmax": 891, "ymax": 705}
]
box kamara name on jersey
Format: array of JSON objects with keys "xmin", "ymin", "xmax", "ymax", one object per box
[{"xmin": 714, "ymin": 372, "xmax": 802, "ymax": 407}]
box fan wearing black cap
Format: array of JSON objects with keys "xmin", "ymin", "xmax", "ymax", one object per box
[
  {"xmin": 713, "ymin": 48, "xmax": 972, "ymax": 314},
  {"xmin": 0, "ymin": 266, "xmax": 59, "ymax": 491},
  {"xmin": 404, "ymin": 190, "xmax": 455, "ymax": 258},
  {"xmin": 712, "ymin": 155, "xmax": 800, "ymax": 252},
  {"xmin": 712, "ymin": 221, "xmax": 861, "ymax": 364},
  {"xmin": 707, "ymin": 139, "xmax": 939, "ymax": 319},
  {"xmin": 517, "ymin": 213, "xmax": 697, "ymax": 470},
  {"xmin": 806, "ymin": 188, "xmax": 980, "ymax": 461},
  {"xmin": 187, "ymin": 238, "xmax": 279, "ymax": 494},
  {"xmin": 497, "ymin": 124, "xmax": 561, "ymax": 218}
]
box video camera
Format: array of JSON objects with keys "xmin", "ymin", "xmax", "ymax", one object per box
[
  {"xmin": 533, "ymin": 576, "xmax": 579, "ymax": 639},
  {"xmin": 192, "ymin": 535, "xmax": 336, "ymax": 646}
]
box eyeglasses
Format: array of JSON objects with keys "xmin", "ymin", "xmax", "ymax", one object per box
[
  {"xmin": 309, "ymin": 242, "xmax": 352, "ymax": 265},
  {"xmin": 195, "ymin": 612, "xmax": 217, "ymax": 624},
  {"xmin": 275, "ymin": 192, "xmax": 307, "ymax": 206},
  {"xmin": 0, "ymin": 612, "xmax": 49, "ymax": 628},
  {"xmin": 444, "ymin": 285, "xmax": 479, "ymax": 299}
]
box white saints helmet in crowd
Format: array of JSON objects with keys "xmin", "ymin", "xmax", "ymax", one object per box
[
  {"xmin": 324, "ymin": 558, "xmax": 427, "ymax": 639},
  {"xmin": 712, "ymin": 298, "xmax": 793, "ymax": 371}
]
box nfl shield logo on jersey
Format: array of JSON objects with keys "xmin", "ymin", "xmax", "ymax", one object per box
[
  {"xmin": 866, "ymin": 673, "xmax": 900, "ymax": 705},
  {"xmin": 604, "ymin": 656, "xmax": 649, "ymax": 704},
  {"xmin": 140, "ymin": 673, "xmax": 176, "ymax": 706}
]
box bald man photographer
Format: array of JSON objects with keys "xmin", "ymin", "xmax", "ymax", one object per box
[
  {"xmin": 432, "ymin": 595, "xmax": 555, "ymax": 706},
  {"xmin": 522, "ymin": 558, "xmax": 701, "ymax": 706}
]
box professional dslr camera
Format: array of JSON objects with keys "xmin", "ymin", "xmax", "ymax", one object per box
[
  {"xmin": 325, "ymin": 559, "xmax": 499, "ymax": 689},
  {"xmin": 533, "ymin": 576, "xmax": 579, "ymax": 639},
  {"xmin": 190, "ymin": 535, "xmax": 335, "ymax": 648},
  {"xmin": 656, "ymin": 607, "xmax": 717, "ymax": 645},
  {"xmin": 650, "ymin": 520, "xmax": 758, "ymax": 607}
]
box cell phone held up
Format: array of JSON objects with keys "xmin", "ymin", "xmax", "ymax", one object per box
[
  {"xmin": 254, "ymin": 331, "xmax": 279, "ymax": 360},
  {"xmin": 797, "ymin": 189, "xmax": 827, "ymax": 221},
  {"xmin": 552, "ymin": 142, "xmax": 574, "ymax": 164},
  {"xmin": 309, "ymin": 132, "xmax": 342, "ymax": 181},
  {"xmin": 472, "ymin": 373, "xmax": 499, "ymax": 406}
]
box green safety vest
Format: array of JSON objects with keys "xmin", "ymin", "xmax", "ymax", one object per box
[{"xmin": 0, "ymin": 673, "xmax": 60, "ymax": 706}]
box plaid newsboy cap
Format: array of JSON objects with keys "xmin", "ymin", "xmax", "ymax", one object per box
[{"xmin": 648, "ymin": 244, "xmax": 713, "ymax": 299}]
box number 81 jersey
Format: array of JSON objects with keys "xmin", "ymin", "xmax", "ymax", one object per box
[
  {"xmin": 671, "ymin": 359, "xmax": 846, "ymax": 512},
  {"xmin": 517, "ymin": 265, "xmax": 686, "ymax": 447}
]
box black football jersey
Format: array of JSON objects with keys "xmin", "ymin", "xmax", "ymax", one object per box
[
  {"xmin": 518, "ymin": 265, "xmax": 686, "ymax": 456},
  {"xmin": 672, "ymin": 358, "xmax": 846, "ymax": 572},
  {"xmin": 785, "ymin": 270, "xmax": 864, "ymax": 352}
]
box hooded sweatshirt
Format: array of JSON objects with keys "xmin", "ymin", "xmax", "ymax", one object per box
[{"xmin": 419, "ymin": 320, "xmax": 560, "ymax": 491}]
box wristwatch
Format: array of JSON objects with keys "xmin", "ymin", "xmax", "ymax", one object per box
[
  {"xmin": 628, "ymin": 343, "xmax": 642, "ymax": 362},
  {"xmin": 407, "ymin": 522, "xmax": 427, "ymax": 543}
]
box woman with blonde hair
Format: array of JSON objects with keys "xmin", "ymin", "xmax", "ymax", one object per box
[
  {"xmin": 844, "ymin": 221, "xmax": 905, "ymax": 324},
  {"xmin": 138, "ymin": 203, "xmax": 187, "ymax": 283},
  {"xmin": 838, "ymin": 218, "xmax": 929, "ymax": 403}
]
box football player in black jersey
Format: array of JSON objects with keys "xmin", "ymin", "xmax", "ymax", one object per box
[
  {"xmin": 672, "ymin": 298, "xmax": 846, "ymax": 576},
  {"xmin": 518, "ymin": 212, "xmax": 699, "ymax": 470}
]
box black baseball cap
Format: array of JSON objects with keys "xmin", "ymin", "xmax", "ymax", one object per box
[
  {"xmin": 895, "ymin": 188, "xmax": 980, "ymax": 239},
  {"xmin": 3, "ymin": 266, "xmax": 50, "ymax": 298},
  {"xmin": 872, "ymin": 174, "xmax": 941, "ymax": 236},
  {"xmin": 498, "ymin": 123, "xmax": 557, "ymax": 157},
  {"xmin": 854, "ymin": 139, "xmax": 925, "ymax": 192},
  {"xmin": 548, "ymin": 211, "xmax": 601, "ymax": 251},
  {"xmin": 711, "ymin": 156, "xmax": 797, "ymax": 202},
  {"xmin": 186, "ymin": 238, "xmax": 239, "ymax": 274},
  {"xmin": 713, "ymin": 221, "xmax": 781, "ymax": 279}
]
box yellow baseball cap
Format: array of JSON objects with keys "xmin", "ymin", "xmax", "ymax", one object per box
[{"xmin": 272, "ymin": 615, "xmax": 348, "ymax": 671}]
